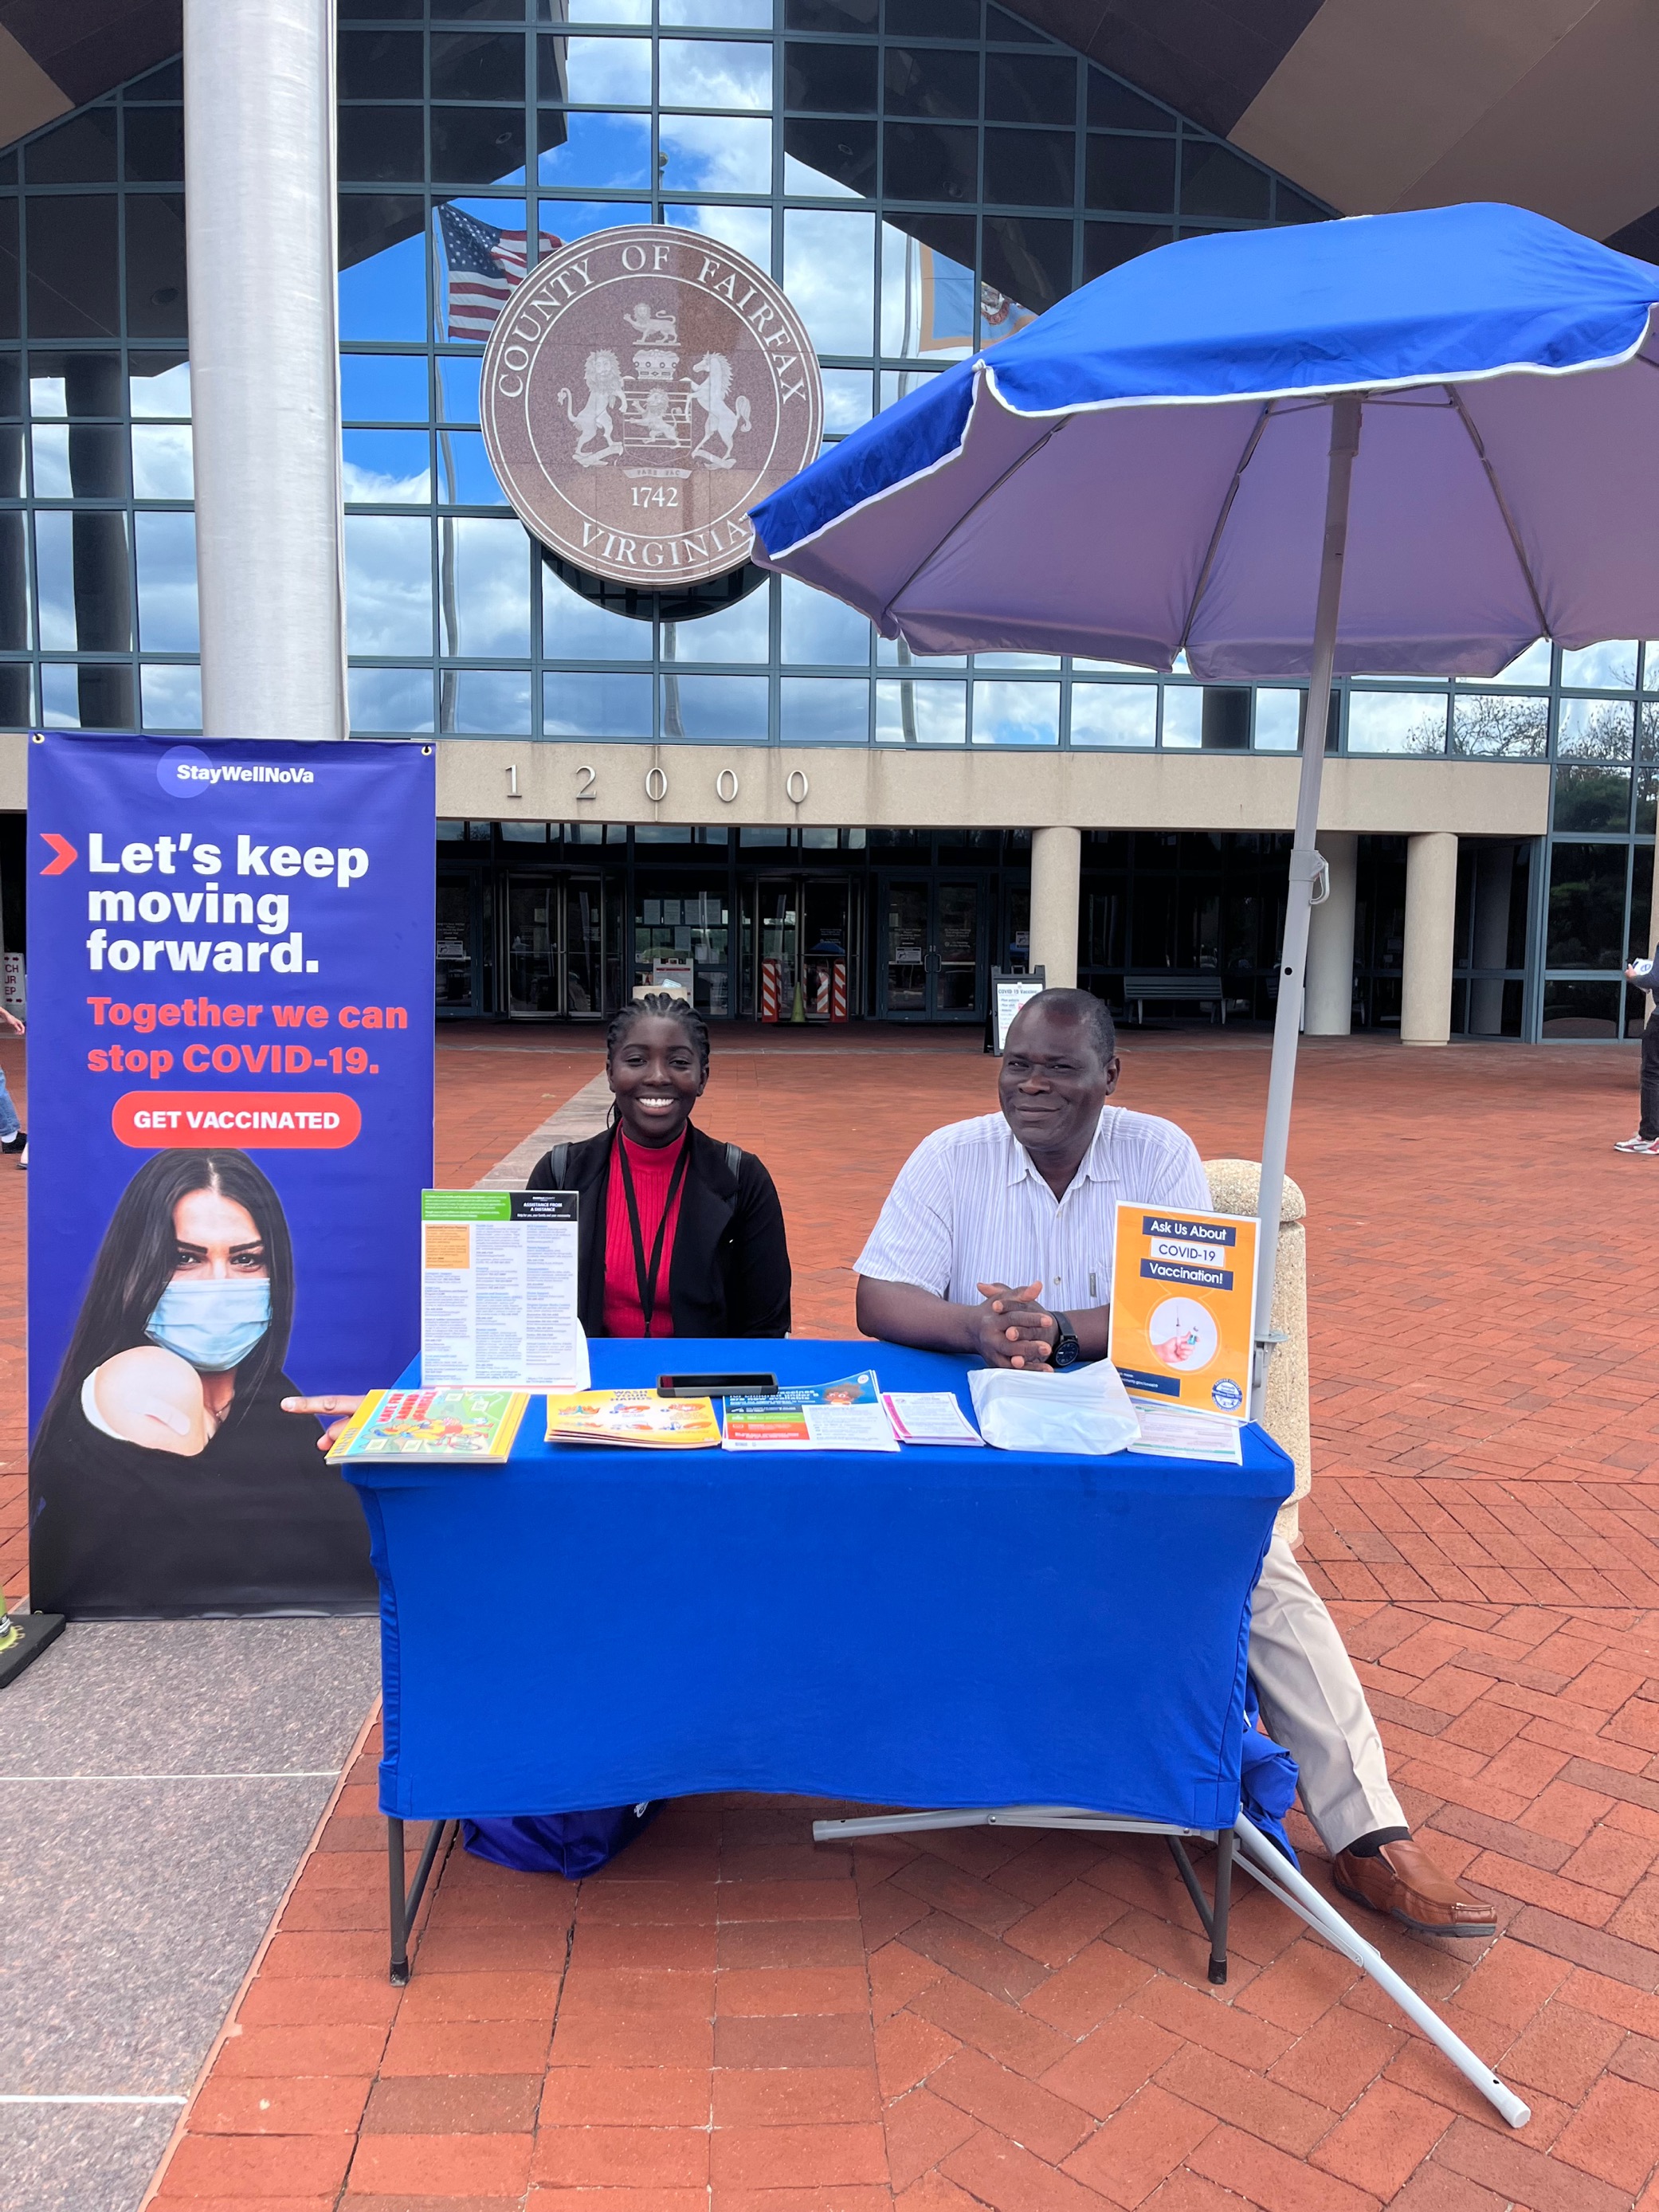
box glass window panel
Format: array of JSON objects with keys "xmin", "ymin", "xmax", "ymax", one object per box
[
  {"xmin": 664, "ymin": 586, "xmax": 769, "ymax": 661},
  {"xmin": 346, "ymin": 513, "xmax": 433, "ymax": 653},
  {"xmin": 889, "ymin": 0, "xmax": 979, "ymax": 29},
  {"xmin": 1644, "ymin": 704, "xmax": 1659, "ymax": 762},
  {"xmin": 781, "ymin": 574, "xmax": 869, "ymax": 661},
  {"xmin": 883, "ymin": 123, "xmax": 977, "ymax": 204},
  {"xmin": 985, "ymin": 128, "xmax": 1073, "ymax": 208},
  {"xmin": 432, "ymin": 108, "xmax": 526, "ymax": 185},
  {"xmin": 975, "ymin": 650, "xmax": 1057, "ymax": 668},
  {"xmin": 662, "ymin": 0, "xmax": 774, "ymax": 25},
  {"xmin": 787, "ymin": 0, "xmax": 873, "ymax": 21},
  {"xmin": 1643, "ymin": 643, "xmax": 1659, "ymax": 692},
  {"xmin": 1560, "ymin": 638, "xmax": 1637, "ymax": 690},
  {"xmin": 544, "ymin": 669, "xmax": 653, "ymax": 734},
  {"xmin": 1346, "ymin": 689, "xmax": 1449, "ymax": 755},
  {"xmin": 545, "ymin": 35, "xmax": 651, "ymax": 103},
  {"xmin": 344, "ymin": 428, "xmax": 433, "ymax": 503},
  {"xmin": 33, "ymin": 512, "xmax": 76, "ymax": 649},
  {"xmin": 350, "ymin": 664, "xmax": 437, "ymax": 732},
  {"xmin": 1547, "ymin": 841, "xmax": 1630, "ymax": 969},
  {"xmin": 1181, "ymin": 139, "xmax": 1269, "ymax": 220},
  {"xmin": 1558, "ymin": 696, "xmax": 1634, "ymax": 759},
  {"xmin": 985, "ymin": 53, "xmax": 1074, "ymax": 125},
  {"xmin": 883, "ymin": 223, "xmax": 971, "ymax": 354},
  {"xmin": 440, "ymin": 516, "xmax": 530, "ymax": 655},
  {"xmin": 33, "ymin": 510, "xmax": 131, "ymax": 649},
  {"xmin": 662, "ymin": 671, "xmax": 768, "ymax": 739},
  {"xmin": 1070, "ymin": 681, "xmax": 1156, "ymax": 747},
  {"xmin": 537, "ymin": 196, "xmax": 652, "ymax": 243},
  {"xmin": 1087, "ymin": 70, "xmax": 1171, "ymax": 130},
  {"xmin": 339, "ymin": 29, "xmax": 424, "ymax": 99},
  {"xmin": 665, "ymin": 202, "xmax": 772, "ymax": 263},
  {"xmin": 131, "ymin": 423, "xmax": 194, "ymax": 500},
  {"xmin": 659, "ymin": 115, "xmax": 772, "ymax": 193},
  {"xmin": 1085, "ymin": 136, "xmax": 1175, "ymax": 214},
  {"xmin": 542, "ymin": 575, "xmax": 654, "ymax": 657},
  {"xmin": 660, "ymin": 39, "xmax": 773, "ymax": 108},
  {"xmin": 879, "ymin": 365, "xmax": 943, "ymax": 407},
  {"xmin": 1274, "ymin": 182, "xmax": 1325, "ymax": 224},
  {"xmin": 445, "ymin": 667, "xmax": 532, "ymax": 733},
  {"xmin": 431, "ymin": 31, "xmax": 527, "ymax": 101},
  {"xmin": 786, "ymin": 42, "xmax": 877, "ymax": 112},
  {"xmin": 30, "ymin": 425, "xmax": 70, "ymax": 497},
  {"xmin": 878, "ymin": 631, "xmax": 960, "ymax": 665},
  {"xmin": 0, "ymin": 663, "xmax": 32, "ymax": 728},
  {"xmin": 0, "ymin": 359, "xmax": 23, "ymax": 417},
  {"xmin": 785, "ymin": 210, "xmax": 874, "ymax": 351},
  {"xmin": 982, "ymin": 214, "xmax": 1069, "ymax": 309},
  {"xmin": 1637, "ymin": 768, "xmax": 1656, "ymax": 839},
  {"xmin": 1082, "ymin": 221, "xmax": 1170, "ymax": 281},
  {"xmin": 1553, "ymin": 763, "xmax": 1631, "ymax": 833},
  {"xmin": 1450, "ymin": 692, "xmax": 1547, "ymax": 758},
  {"xmin": 435, "ymin": 199, "xmax": 531, "ymax": 338},
  {"xmin": 884, "ymin": 45, "xmax": 977, "ymax": 120},
  {"xmin": 141, "ymin": 661, "xmax": 202, "ymax": 731},
  {"xmin": 124, "ymin": 108, "xmax": 186, "ymax": 183},
  {"xmin": 342, "ymin": 354, "xmax": 428, "ymax": 422},
  {"xmin": 568, "ymin": 0, "xmax": 652, "ymax": 19},
  {"xmin": 1161, "ymin": 685, "xmax": 1201, "ymax": 747},
  {"xmin": 438, "ymin": 355, "xmax": 482, "ymax": 422},
  {"xmin": 339, "ymin": 200, "xmax": 428, "ymax": 340},
  {"xmin": 819, "ymin": 367, "xmax": 873, "ymax": 430},
  {"xmin": 26, "ymin": 197, "xmax": 119, "ymax": 339},
  {"xmin": 25, "ymin": 111, "xmax": 117, "ymax": 184},
  {"xmin": 781, "ymin": 674, "xmax": 867, "ymax": 739},
  {"xmin": 784, "ymin": 119, "xmax": 876, "ymax": 195},
  {"xmin": 127, "ymin": 359, "xmax": 189, "ymax": 419},
  {"xmin": 339, "ymin": 108, "xmax": 426, "ymax": 183},
  {"xmin": 876, "ymin": 677, "xmax": 964, "ymax": 742},
  {"xmin": 539, "ymin": 111, "xmax": 654, "ymax": 187},
  {"xmin": 40, "ymin": 663, "xmax": 83, "ymax": 728},
  {"xmin": 437, "ymin": 428, "xmax": 508, "ymax": 503},
  {"xmin": 135, "ymin": 510, "xmax": 199, "ymax": 652},
  {"xmin": 28, "ymin": 371, "xmax": 69, "ymax": 418},
  {"xmin": 1253, "ymin": 687, "xmax": 1301, "ymax": 750}
]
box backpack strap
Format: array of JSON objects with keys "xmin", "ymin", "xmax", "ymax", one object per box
[
  {"xmin": 724, "ymin": 1141, "xmax": 742, "ymax": 1179},
  {"xmin": 549, "ymin": 1140, "xmax": 571, "ymax": 1187}
]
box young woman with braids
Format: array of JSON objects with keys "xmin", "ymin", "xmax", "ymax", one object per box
[{"xmin": 526, "ymin": 992, "xmax": 790, "ymax": 1339}]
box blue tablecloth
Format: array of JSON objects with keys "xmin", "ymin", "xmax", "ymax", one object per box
[{"xmin": 347, "ymin": 1340, "xmax": 1293, "ymax": 1830}]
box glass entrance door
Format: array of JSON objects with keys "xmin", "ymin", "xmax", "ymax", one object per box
[
  {"xmin": 877, "ymin": 873, "xmax": 988, "ymax": 1021},
  {"xmin": 504, "ymin": 875, "xmax": 614, "ymax": 1018},
  {"xmin": 505, "ymin": 878, "xmax": 559, "ymax": 1014}
]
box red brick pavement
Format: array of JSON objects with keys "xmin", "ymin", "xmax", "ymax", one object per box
[{"xmin": 11, "ymin": 1022, "xmax": 1659, "ymax": 2209}]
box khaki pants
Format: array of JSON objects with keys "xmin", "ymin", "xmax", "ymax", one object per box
[{"xmin": 1248, "ymin": 1533, "xmax": 1405, "ymax": 1856}]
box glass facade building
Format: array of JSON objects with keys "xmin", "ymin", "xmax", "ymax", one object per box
[{"xmin": 0, "ymin": 0, "xmax": 1653, "ymax": 1033}]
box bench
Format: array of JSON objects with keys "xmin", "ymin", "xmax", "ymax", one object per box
[{"xmin": 1122, "ymin": 975, "xmax": 1231, "ymax": 1025}]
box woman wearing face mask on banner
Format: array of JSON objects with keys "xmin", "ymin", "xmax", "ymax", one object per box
[{"xmin": 29, "ymin": 1150, "xmax": 375, "ymax": 1618}]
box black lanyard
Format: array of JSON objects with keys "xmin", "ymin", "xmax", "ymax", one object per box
[{"xmin": 614, "ymin": 1127, "xmax": 691, "ymax": 1337}]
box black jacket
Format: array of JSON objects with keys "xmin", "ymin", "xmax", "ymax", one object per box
[{"xmin": 526, "ymin": 1122, "xmax": 791, "ymax": 1339}]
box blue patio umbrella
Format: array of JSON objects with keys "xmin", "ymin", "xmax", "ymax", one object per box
[
  {"xmin": 751, "ymin": 202, "xmax": 1659, "ymax": 1371},
  {"xmin": 748, "ymin": 201, "xmax": 1659, "ymax": 2129}
]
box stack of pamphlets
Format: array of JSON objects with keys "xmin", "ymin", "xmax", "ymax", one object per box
[
  {"xmin": 327, "ymin": 1387, "xmax": 529, "ymax": 1463},
  {"xmin": 880, "ymin": 1391, "xmax": 986, "ymax": 1445},
  {"xmin": 1131, "ymin": 1402, "xmax": 1244, "ymax": 1465},
  {"xmin": 723, "ymin": 1371, "xmax": 900, "ymax": 1452},
  {"xmin": 543, "ymin": 1389, "xmax": 722, "ymax": 1449}
]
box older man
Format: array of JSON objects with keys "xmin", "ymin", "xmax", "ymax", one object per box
[{"xmin": 856, "ymin": 986, "xmax": 1492, "ymax": 1936}]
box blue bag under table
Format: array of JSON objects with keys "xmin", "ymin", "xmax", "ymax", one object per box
[{"xmin": 345, "ymin": 1339, "xmax": 1293, "ymax": 1980}]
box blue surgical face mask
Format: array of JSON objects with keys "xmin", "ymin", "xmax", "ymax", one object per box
[{"xmin": 146, "ymin": 1278, "xmax": 272, "ymax": 1372}]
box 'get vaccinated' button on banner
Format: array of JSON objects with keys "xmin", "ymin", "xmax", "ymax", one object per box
[{"xmin": 112, "ymin": 1092, "xmax": 364, "ymax": 1149}]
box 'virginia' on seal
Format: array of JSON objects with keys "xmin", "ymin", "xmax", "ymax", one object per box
[{"xmin": 481, "ymin": 225, "xmax": 824, "ymax": 590}]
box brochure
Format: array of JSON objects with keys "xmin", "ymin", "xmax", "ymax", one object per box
[
  {"xmin": 545, "ymin": 1388, "xmax": 722, "ymax": 1450},
  {"xmin": 723, "ymin": 1371, "xmax": 899, "ymax": 1453},
  {"xmin": 880, "ymin": 1390, "xmax": 985, "ymax": 1446},
  {"xmin": 327, "ymin": 1386, "xmax": 529, "ymax": 1464},
  {"xmin": 1131, "ymin": 1402, "xmax": 1245, "ymax": 1465},
  {"xmin": 421, "ymin": 1190, "xmax": 588, "ymax": 1390}
]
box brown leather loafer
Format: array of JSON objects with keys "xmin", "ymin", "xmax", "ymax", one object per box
[{"xmin": 1332, "ymin": 1838, "xmax": 1497, "ymax": 1937}]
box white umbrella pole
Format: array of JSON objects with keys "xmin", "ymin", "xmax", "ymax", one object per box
[{"xmin": 1251, "ymin": 394, "xmax": 1362, "ymax": 1396}]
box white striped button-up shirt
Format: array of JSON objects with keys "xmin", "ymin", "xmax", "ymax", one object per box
[{"xmin": 855, "ymin": 1107, "xmax": 1210, "ymax": 1314}]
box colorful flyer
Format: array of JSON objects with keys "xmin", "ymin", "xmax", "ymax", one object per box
[
  {"xmin": 545, "ymin": 1389, "xmax": 721, "ymax": 1450},
  {"xmin": 723, "ymin": 1371, "xmax": 899, "ymax": 1453},
  {"xmin": 1108, "ymin": 1202, "xmax": 1258, "ymax": 1421},
  {"xmin": 421, "ymin": 1190, "xmax": 586, "ymax": 1390}
]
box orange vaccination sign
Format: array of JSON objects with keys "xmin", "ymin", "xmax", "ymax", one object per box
[{"xmin": 1108, "ymin": 1202, "xmax": 1258, "ymax": 1422}]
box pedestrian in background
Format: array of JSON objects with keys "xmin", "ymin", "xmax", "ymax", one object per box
[
  {"xmin": 1616, "ymin": 951, "xmax": 1659, "ymax": 1155},
  {"xmin": 0, "ymin": 1003, "xmax": 25, "ymax": 1167}
]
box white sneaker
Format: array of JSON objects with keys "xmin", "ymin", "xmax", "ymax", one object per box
[{"xmin": 1614, "ymin": 1134, "xmax": 1659, "ymax": 1153}]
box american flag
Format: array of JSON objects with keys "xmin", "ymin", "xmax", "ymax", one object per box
[{"xmin": 436, "ymin": 206, "xmax": 560, "ymax": 340}]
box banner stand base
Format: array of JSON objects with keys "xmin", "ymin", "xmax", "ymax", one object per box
[{"xmin": 0, "ymin": 1612, "xmax": 66, "ymax": 1690}]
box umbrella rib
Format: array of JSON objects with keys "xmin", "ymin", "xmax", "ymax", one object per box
[
  {"xmin": 1177, "ymin": 403, "xmax": 1273, "ymax": 657},
  {"xmin": 878, "ymin": 414, "xmax": 1073, "ymax": 633},
  {"xmin": 1444, "ymin": 382, "xmax": 1551, "ymax": 641}
]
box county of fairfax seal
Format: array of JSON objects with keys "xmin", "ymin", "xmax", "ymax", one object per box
[{"xmin": 481, "ymin": 226, "xmax": 823, "ymax": 589}]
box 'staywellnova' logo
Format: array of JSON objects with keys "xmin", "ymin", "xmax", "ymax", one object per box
[{"xmin": 157, "ymin": 746, "xmax": 317, "ymax": 798}]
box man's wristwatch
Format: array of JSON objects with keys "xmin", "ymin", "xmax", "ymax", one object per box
[{"xmin": 1049, "ymin": 1312, "xmax": 1083, "ymax": 1370}]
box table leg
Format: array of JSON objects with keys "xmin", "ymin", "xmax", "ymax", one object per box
[
  {"xmin": 388, "ymin": 1815, "xmax": 455, "ymax": 1985},
  {"xmin": 1208, "ymin": 1828, "xmax": 1233, "ymax": 1985}
]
